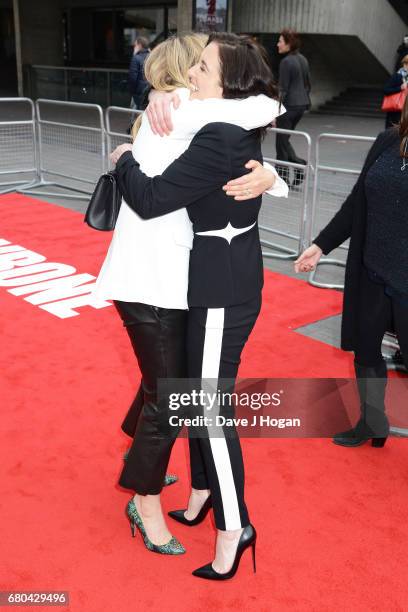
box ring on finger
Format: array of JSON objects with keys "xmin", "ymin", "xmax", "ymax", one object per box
[{"xmin": 245, "ymin": 188, "xmax": 252, "ymax": 196}]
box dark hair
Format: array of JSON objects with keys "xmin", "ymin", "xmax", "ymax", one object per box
[
  {"xmin": 207, "ymin": 32, "xmax": 279, "ymax": 102},
  {"xmin": 280, "ymin": 29, "xmax": 301, "ymax": 52},
  {"xmin": 135, "ymin": 36, "xmax": 149, "ymax": 49}
]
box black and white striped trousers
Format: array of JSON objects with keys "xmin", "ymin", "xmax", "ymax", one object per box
[{"xmin": 186, "ymin": 294, "xmax": 262, "ymax": 531}]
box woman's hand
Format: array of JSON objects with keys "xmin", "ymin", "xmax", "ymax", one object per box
[
  {"xmin": 222, "ymin": 160, "xmax": 276, "ymax": 201},
  {"xmin": 402, "ymin": 82, "xmax": 408, "ymax": 91},
  {"xmin": 110, "ymin": 143, "xmax": 133, "ymax": 166},
  {"xmin": 294, "ymin": 244, "xmax": 323, "ymax": 273},
  {"xmin": 146, "ymin": 90, "xmax": 182, "ymax": 136}
]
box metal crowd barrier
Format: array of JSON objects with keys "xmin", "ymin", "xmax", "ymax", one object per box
[
  {"xmin": 0, "ymin": 98, "xmax": 40, "ymax": 195},
  {"xmin": 20, "ymin": 99, "xmax": 107, "ymax": 201},
  {"xmin": 307, "ymin": 132, "xmax": 375, "ymax": 289},
  {"xmin": 0, "ymin": 96, "xmax": 405, "ymax": 381},
  {"xmin": 259, "ymin": 127, "xmax": 312, "ymax": 260},
  {"xmin": 105, "ymin": 106, "xmax": 142, "ymax": 171}
]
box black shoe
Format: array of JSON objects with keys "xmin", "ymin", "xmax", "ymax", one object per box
[
  {"xmin": 333, "ymin": 428, "xmax": 387, "ymax": 448},
  {"xmin": 333, "ymin": 361, "xmax": 389, "ymax": 448},
  {"xmin": 168, "ymin": 495, "xmax": 212, "ymax": 526},
  {"xmin": 192, "ymin": 524, "xmax": 257, "ymax": 581},
  {"xmin": 292, "ymin": 169, "xmax": 305, "ymax": 188},
  {"xmin": 275, "ymin": 164, "xmax": 290, "ymax": 183}
]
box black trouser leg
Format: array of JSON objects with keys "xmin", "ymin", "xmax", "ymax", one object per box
[
  {"xmin": 354, "ymin": 269, "xmax": 393, "ymax": 368},
  {"xmin": 187, "ymin": 295, "xmax": 261, "ymax": 531},
  {"xmin": 346, "ymin": 268, "xmax": 392, "ymax": 438},
  {"xmin": 354, "ymin": 361, "xmax": 389, "ymax": 437},
  {"xmin": 114, "ymin": 301, "xmax": 187, "ymax": 495},
  {"xmin": 391, "ymin": 299, "xmax": 408, "ymax": 370},
  {"xmin": 275, "ymin": 108, "xmax": 306, "ymax": 184},
  {"xmin": 348, "ymin": 270, "xmax": 408, "ymax": 440}
]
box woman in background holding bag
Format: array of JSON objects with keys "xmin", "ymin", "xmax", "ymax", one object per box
[{"xmin": 383, "ymin": 54, "xmax": 408, "ymax": 128}]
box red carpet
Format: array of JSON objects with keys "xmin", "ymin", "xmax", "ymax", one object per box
[{"xmin": 1, "ymin": 194, "xmax": 407, "ymax": 611}]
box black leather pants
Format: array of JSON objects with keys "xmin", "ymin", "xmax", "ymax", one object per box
[{"xmin": 114, "ymin": 301, "xmax": 187, "ymax": 495}]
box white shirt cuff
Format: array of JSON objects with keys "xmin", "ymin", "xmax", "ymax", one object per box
[{"xmin": 263, "ymin": 161, "xmax": 289, "ymax": 198}]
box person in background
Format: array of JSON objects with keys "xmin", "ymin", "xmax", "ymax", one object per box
[
  {"xmin": 276, "ymin": 28, "xmax": 311, "ymax": 188},
  {"xmin": 129, "ymin": 36, "xmax": 150, "ymax": 110},
  {"xmin": 394, "ymin": 34, "xmax": 408, "ymax": 71},
  {"xmin": 383, "ymin": 54, "xmax": 408, "ymax": 129},
  {"xmin": 295, "ymin": 97, "xmax": 408, "ymax": 449}
]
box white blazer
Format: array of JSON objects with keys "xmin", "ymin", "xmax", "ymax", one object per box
[{"xmin": 94, "ymin": 88, "xmax": 287, "ymax": 309}]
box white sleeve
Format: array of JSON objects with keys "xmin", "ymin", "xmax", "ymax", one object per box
[
  {"xmin": 263, "ymin": 161, "xmax": 289, "ymax": 198},
  {"xmin": 222, "ymin": 96, "xmax": 286, "ymax": 130},
  {"xmin": 186, "ymin": 95, "xmax": 286, "ymax": 131}
]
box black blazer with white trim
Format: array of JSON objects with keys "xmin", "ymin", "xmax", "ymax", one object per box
[{"xmin": 116, "ymin": 122, "xmax": 264, "ymax": 308}]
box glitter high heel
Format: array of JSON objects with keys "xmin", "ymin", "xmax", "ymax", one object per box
[{"xmin": 126, "ymin": 498, "xmax": 185, "ymax": 555}]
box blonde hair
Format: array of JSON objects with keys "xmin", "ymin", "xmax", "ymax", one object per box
[{"xmin": 131, "ymin": 33, "xmax": 208, "ymax": 139}]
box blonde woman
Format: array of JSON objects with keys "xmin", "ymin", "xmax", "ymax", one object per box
[{"xmin": 95, "ymin": 34, "xmax": 286, "ymax": 556}]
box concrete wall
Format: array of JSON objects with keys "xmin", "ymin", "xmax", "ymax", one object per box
[
  {"xmin": 177, "ymin": 0, "xmax": 193, "ymax": 34},
  {"xmin": 300, "ymin": 34, "xmax": 390, "ymax": 107},
  {"xmin": 232, "ymin": 0, "xmax": 406, "ymax": 73},
  {"xmin": 232, "ymin": 0, "xmax": 405, "ymax": 107}
]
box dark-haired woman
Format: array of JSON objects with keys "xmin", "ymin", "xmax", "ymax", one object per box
[
  {"xmin": 276, "ymin": 29, "xmax": 311, "ymax": 187},
  {"xmin": 295, "ymin": 99, "xmax": 408, "ymax": 448},
  {"xmin": 110, "ymin": 33, "xmax": 280, "ymax": 579}
]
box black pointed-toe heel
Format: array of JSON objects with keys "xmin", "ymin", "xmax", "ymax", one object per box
[
  {"xmin": 192, "ymin": 524, "xmax": 257, "ymax": 580},
  {"xmin": 168, "ymin": 496, "xmax": 212, "ymax": 526}
]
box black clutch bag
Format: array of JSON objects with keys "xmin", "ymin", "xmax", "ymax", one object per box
[{"xmin": 84, "ymin": 171, "xmax": 122, "ymax": 231}]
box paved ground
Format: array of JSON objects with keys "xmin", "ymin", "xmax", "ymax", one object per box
[{"xmin": 2, "ymin": 111, "xmax": 393, "ymax": 354}]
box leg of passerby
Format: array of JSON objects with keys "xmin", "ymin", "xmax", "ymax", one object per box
[
  {"xmin": 333, "ymin": 269, "xmax": 391, "ymax": 448},
  {"xmin": 285, "ymin": 108, "xmax": 307, "ymax": 187},
  {"xmin": 275, "ymin": 112, "xmax": 292, "ymax": 184},
  {"xmin": 391, "ymin": 298, "xmax": 408, "ymax": 371},
  {"xmin": 276, "ymin": 108, "xmax": 306, "ymax": 187}
]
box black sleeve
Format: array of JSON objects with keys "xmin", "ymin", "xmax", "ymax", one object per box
[
  {"xmin": 313, "ymin": 132, "xmax": 388, "ymax": 254},
  {"xmin": 115, "ymin": 123, "xmax": 231, "ymax": 220},
  {"xmin": 128, "ymin": 55, "xmax": 140, "ymax": 95},
  {"xmin": 384, "ymin": 73, "xmax": 403, "ymax": 95}
]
